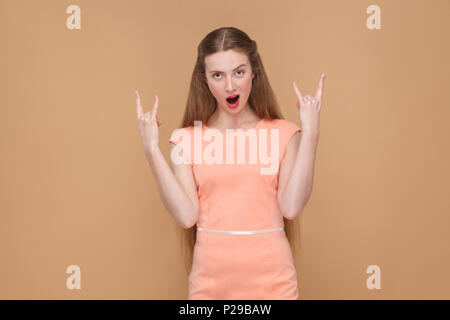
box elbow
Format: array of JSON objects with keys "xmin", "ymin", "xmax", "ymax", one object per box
[
  {"xmin": 181, "ymin": 206, "xmax": 199, "ymax": 229},
  {"xmin": 282, "ymin": 205, "xmax": 303, "ymax": 220},
  {"xmin": 279, "ymin": 201, "xmax": 294, "ymax": 220},
  {"xmin": 278, "ymin": 198, "xmax": 304, "ymax": 220},
  {"xmin": 285, "ymin": 208, "xmax": 302, "ymax": 220},
  {"xmin": 278, "ymin": 188, "xmax": 312, "ymax": 220},
  {"xmin": 182, "ymin": 220, "xmax": 196, "ymax": 229}
]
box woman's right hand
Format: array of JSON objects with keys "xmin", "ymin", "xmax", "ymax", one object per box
[{"xmin": 135, "ymin": 90, "xmax": 162, "ymax": 154}]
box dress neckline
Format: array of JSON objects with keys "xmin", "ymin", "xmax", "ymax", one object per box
[{"xmin": 203, "ymin": 118, "xmax": 265, "ymax": 134}]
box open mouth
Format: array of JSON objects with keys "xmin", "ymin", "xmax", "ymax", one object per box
[{"xmin": 226, "ymin": 95, "xmax": 240, "ymax": 104}]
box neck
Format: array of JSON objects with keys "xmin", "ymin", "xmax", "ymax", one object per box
[{"xmin": 208, "ymin": 103, "xmax": 260, "ymax": 129}]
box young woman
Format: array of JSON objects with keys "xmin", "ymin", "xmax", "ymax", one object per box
[{"xmin": 135, "ymin": 27, "xmax": 324, "ymax": 299}]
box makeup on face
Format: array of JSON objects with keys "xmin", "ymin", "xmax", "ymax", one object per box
[
  {"xmin": 226, "ymin": 94, "xmax": 240, "ymax": 109},
  {"xmin": 205, "ymin": 51, "xmax": 253, "ymax": 112},
  {"xmin": 210, "ymin": 68, "xmax": 245, "ymax": 110}
]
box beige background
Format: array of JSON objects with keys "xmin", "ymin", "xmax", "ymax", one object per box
[{"xmin": 1, "ymin": 0, "xmax": 449, "ymax": 299}]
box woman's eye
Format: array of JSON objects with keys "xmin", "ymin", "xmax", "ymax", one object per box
[{"xmin": 213, "ymin": 70, "xmax": 245, "ymax": 79}]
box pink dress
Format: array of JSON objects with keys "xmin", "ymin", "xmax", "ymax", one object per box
[{"xmin": 169, "ymin": 118, "xmax": 302, "ymax": 299}]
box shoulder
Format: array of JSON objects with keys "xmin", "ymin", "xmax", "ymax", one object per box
[
  {"xmin": 265, "ymin": 119, "xmax": 302, "ymax": 155},
  {"xmin": 171, "ymin": 125, "xmax": 195, "ymax": 135},
  {"xmin": 265, "ymin": 118, "xmax": 302, "ymax": 134},
  {"xmin": 169, "ymin": 125, "xmax": 194, "ymax": 144}
]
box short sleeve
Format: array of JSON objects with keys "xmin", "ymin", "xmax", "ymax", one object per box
[
  {"xmin": 285, "ymin": 120, "xmax": 302, "ymax": 143},
  {"xmin": 169, "ymin": 127, "xmax": 193, "ymax": 166},
  {"xmin": 279, "ymin": 119, "xmax": 302, "ymax": 164}
]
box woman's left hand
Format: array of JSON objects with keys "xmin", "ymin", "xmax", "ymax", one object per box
[{"xmin": 293, "ymin": 73, "xmax": 325, "ymax": 135}]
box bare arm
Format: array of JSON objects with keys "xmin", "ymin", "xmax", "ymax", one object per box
[
  {"xmin": 278, "ymin": 130, "xmax": 319, "ymax": 220},
  {"xmin": 134, "ymin": 90, "xmax": 198, "ymax": 229},
  {"xmin": 279, "ymin": 73, "xmax": 324, "ymax": 219},
  {"xmin": 145, "ymin": 145, "xmax": 199, "ymax": 229}
]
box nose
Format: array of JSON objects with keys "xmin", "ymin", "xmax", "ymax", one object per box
[{"xmin": 224, "ymin": 76, "xmax": 235, "ymax": 93}]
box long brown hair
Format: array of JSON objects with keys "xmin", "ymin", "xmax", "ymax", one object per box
[{"xmin": 174, "ymin": 27, "xmax": 301, "ymax": 275}]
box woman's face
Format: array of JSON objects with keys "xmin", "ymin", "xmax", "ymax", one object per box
[{"xmin": 204, "ymin": 49, "xmax": 255, "ymax": 114}]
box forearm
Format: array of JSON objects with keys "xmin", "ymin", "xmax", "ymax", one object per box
[
  {"xmin": 145, "ymin": 147, "xmax": 197, "ymax": 228},
  {"xmin": 280, "ymin": 131, "xmax": 320, "ymax": 219}
]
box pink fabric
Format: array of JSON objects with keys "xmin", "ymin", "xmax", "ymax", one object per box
[{"xmin": 169, "ymin": 118, "xmax": 301, "ymax": 299}]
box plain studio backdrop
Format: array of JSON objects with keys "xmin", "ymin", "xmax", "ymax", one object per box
[{"xmin": 0, "ymin": 0, "xmax": 449, "ymax": 299}]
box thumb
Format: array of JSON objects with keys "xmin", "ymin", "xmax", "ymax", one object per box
[{"xmin": 156, "ymin": 113, "xmax": 162, "ymax": 126}]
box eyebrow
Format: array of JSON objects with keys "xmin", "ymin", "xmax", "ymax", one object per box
[{"xmin": 208, "ymin": 63, "xmax": 247, "ymax": 74}]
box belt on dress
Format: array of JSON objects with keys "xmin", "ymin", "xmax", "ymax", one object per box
[{"xmin": 196, "ymin": 226, "xmax": 284, "ymax": 235}]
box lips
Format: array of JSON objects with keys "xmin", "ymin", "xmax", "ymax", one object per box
[
  {"xmin": 226, "ymin": 94, "xmax": 240, "ymax": 103},
  {"xmin": 226, "ymin": 94, "xmax": 240, "ymax": 109}
]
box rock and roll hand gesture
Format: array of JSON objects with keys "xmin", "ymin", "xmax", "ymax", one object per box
[
  {"xmin": 135, "ymin": 90, "xmax": 162, "ymax": 153},
  {"xmin": 293, "ymin": 73, "xmax": 325, "ymax": 135}
]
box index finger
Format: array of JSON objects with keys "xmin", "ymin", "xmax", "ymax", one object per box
[
  {"xmin": 292, "ymin": 81, "xmax": 303, "ymax": 101},
  {"xmin": 314, "ymin": 73, "xmax": 325, "ymax": 101},
  {"xmin": 135, "ymin": 90, "xmax": 144, "ymax": 118}
]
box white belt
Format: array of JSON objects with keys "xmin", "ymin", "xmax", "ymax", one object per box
[{"xmin": 197, "ymin": 226, "xmax": 283, "ymax": 235}]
